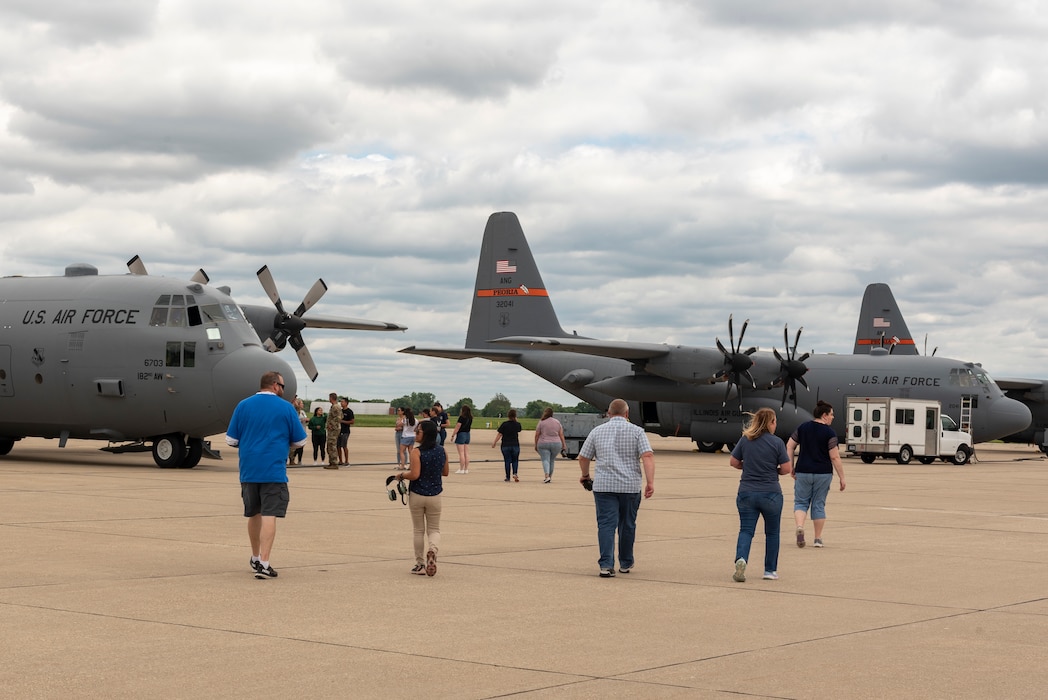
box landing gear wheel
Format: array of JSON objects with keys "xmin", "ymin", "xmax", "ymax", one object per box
[
  {"xmin": 896, "ymin": 445, "xmax": 913, "ymax": 465},
  {"xmin": 697, "ymin": 441, "xmax": 724, "ymax": 454},
  {"xmin": 952, "ymin": 446, "xmax": 971, "ymax": 465},
  {"xmin": 860, "ymin": 453, "xmax": 876, "ymax": 464},
  {"xmin": 181, "ymin": 438, "xmax": 204, "ymax": 469},
  {"xmin": 153, "ymin": 434, "xmax": 187, "ymax": 468},
  {"xmin": 917, "ymin": 456, "xmax": 936, "ymax": 465},
  {"xmin": 0, "ymin": 437, "xmax": 13, "ymax": 456}
]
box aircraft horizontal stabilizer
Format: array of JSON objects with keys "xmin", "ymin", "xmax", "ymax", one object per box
[
  {"xmin": 399, "ymin": 346, "xmax": 522, "ymax": 364},
  {"xmin": 490, "ymin": 336, "xmax": 670, "ymax": 361}
]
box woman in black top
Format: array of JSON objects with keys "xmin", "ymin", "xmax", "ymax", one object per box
[
  {"xmin": 450, "ymin": 404, "xmax": 473, "ymax": 474},
  {"xmin": 492, "ymin": 409, "xmax": 523, "ymax": 482}
]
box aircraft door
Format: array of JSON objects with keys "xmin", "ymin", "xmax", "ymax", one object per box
[
  {"xmin": 924, "ymin": 407, "xmax": 939, "ymax": 455},
  {"xmin": 0, "ymin": 345, "xmax": 12, "ymax": 397}
]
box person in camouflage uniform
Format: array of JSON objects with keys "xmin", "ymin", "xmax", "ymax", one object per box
[{"xmin": 324, "ymin": 392, "xmax": 343, "ymax": 469}]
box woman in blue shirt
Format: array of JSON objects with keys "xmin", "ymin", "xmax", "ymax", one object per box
[
  {"xmin": 729, "ymin": 408, "xmax": 791, "ymax": 582},
  {"xmin": 394, "ymin": 421, "xmax": 449, "ymax": 576}
]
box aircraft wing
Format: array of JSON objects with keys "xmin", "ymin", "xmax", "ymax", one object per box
[
  {"xmin": 490, "ymin": 335, "xmax": 671, "ymax": 361},
  {"xmin": 400, "ymin": 346, "xmax": 523, "ymax": 364},
  {"xmin": 303, "ymin": 313, "xmax": 407, "ymax": 332},
  {"xmin": 995, "ymin": 377, "xmax": 1047, "ymax": 392}
]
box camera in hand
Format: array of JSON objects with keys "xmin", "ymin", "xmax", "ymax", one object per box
[{"xmin": 582, "ymin": 478, "xmax": 593, "ymax": 491}]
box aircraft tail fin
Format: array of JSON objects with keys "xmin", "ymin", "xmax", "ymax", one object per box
[
  {"xmin": 853, "ymin": 283, "xmax": 919, "ymax": 355},
  {"xmin": 464, "ymin": 212, "xmax": 572, "ymax": 348}
]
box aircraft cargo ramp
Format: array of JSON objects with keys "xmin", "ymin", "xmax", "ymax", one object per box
[{"xmin": 3, "ymin": 430, "xmax": 1048, "ymax": 698}]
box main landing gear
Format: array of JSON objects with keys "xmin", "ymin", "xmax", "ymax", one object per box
[{"xmin": 152, "ymin": 433, "xmax": 205, "ymax": 469}]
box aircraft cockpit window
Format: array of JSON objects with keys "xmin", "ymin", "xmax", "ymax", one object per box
[
  {"xmin": 156, "ymin": 295, "xmax": 171, "ymax": 306},
  {"xmin": 171, "ymin": 295, "xmax": 185, "ymax": 306},
  {"xmin": 168, "ymin": 307, "xmax": 186, "ymax": 327},
  {"xmin": 184, "ymin": 341, "xmax": 196, "ymax": 368},
  {"xmin": 151, "ymin": 295, "xmax": 191, "ymax": 328},
  {"xmin": 150, "ymin": 308, "xmax": 168, "ymax": 327},
  {"xmin": 221, "ymin": 303, "xmax": 244, "ymax": 322},
  {"xmin": 199, "ymin": 304, "xmax": 227, "ymax": 323}
]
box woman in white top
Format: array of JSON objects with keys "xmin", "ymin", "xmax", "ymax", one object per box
[{"xmin": 533, "ymin": 407, "xmax": 566, "ymax": 483}]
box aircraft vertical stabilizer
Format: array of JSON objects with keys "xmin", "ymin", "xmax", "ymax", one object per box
[
  {"xmin": 464, "ymin": 212, "xmax": 571, "ymax": 348},
  {"xmin": 853, "ymin": 283, "xmax": 918, "ymax": 355}
]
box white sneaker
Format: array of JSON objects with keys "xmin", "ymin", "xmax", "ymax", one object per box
[
  {"xmin": 733, "ymin": 558, "xmax": 746, "ymax": 583},
  {"xmin": 763, "ymin": 571, "xmax": 779, "ymax": 580}
]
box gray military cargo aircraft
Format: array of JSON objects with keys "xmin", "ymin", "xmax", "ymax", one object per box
[
  {"xmin": 0, "ymin": 258, "xmax": 405, "ymax": 468},
  {"xmin": 852, "ymin": 281, "xmax": 1048, "ymax": 453},
  {"xmin": 401, "ymin": 212, "xmax": 1031, "ymax": 454}
]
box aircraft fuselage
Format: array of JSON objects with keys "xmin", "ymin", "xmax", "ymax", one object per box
[{"xmin": 0, "ymin": 268, "xmax": 297, "ymax": 462}]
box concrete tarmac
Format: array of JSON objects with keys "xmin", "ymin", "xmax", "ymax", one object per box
[{"xmin": 4, "ymin": 430, "xmax": 1048, "ymax": 699}]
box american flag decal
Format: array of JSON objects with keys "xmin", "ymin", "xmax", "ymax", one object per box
[
  {"xmin": 873, "ymin": 317, "xmax": 890, "ymax": 328},
  {"xmin": 496, "ymin": 260, "xmax": 517, "ymax": 273}
]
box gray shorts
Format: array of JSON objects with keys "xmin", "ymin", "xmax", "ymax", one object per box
[
  {"xmin": 337, "ymin": 433, "xmax": 350, "ymax": 448},
  {"xmin": 242, "ymin": 482, "xmax": 290, "ymax": 518}
]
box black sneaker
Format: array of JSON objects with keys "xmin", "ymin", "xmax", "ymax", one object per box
[
  {"xmin": 599, "ymin": 568, "xmax": 615, "ymax": 578},
  {"xmin": 250, "ymin": 558, "xmax": 263, "ymax": 574},
  {"xmin": 254, "ymin": 564, "xmax": 278, "ymax": 579},
  {"xmin": 411, "ymin": 563, "xmax": 426, "ymax": 575}
]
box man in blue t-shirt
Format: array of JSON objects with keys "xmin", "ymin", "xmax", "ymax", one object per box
[{"xmin": 225, "ymin": 371, "xmax": 308, "ymax": 579}]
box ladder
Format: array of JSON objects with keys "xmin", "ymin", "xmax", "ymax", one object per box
[{"xmin": 960, "ymin": 395, "xmax": 976, "ymax": 463}]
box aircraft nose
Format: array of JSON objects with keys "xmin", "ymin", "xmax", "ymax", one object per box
[
  {"xmin": 982, "ymin": 396, "xmax": 1032, "ymax": 442},
  {"xmin": 212, "ymin": 347, "xmax": 298, "ymax": 419}
]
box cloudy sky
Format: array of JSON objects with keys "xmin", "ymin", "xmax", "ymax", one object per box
[{"xmin": 2, "ymin": 1, "xmax": 1047, "ymax": 408}]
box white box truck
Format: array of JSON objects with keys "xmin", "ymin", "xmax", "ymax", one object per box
[{"xmin": 846, "ymin": 397, "xmax": 973, "ymax": 465}]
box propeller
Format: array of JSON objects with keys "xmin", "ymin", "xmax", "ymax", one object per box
[
  {"xmin": 256, "ymin": 265, "xmax": 328, "ymax": 382},
  {"xmin": 772, "ymin": 325, "xmax": 810, "ymax": 409},
  {"xmin": 714, "ymin": 315, "xmax": 757, "ymax": 409}
]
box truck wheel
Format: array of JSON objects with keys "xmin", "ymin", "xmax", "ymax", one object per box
[
  {"xmin": 952, "ymin": 446, "xmax": 971, "ymax": 465},
  {"xmin": 896, "ymin": 445, "xmax": 913, "ymax": 464},
  {"xmin": 917, "ymin": 456, "xmax": 936, "ymax": 465},
  {"xmin": 860, "ymin": 453, "xmax": 876, "ymax": 464}
]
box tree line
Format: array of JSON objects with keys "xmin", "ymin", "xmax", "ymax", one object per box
[{"xmin": 379, "ymin": 391, "xmax": 599, "ymax": 418}]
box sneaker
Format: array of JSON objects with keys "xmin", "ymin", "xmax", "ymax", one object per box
[
  {"xmin": 512, "ymin": 474, "xmax": 519, "ymax": 482},
  {"xmin": 249, "ymin": 558, "xmax": 263, "ymax": 574},
  {"xmin": 504, "ymin": 478, "xmax": 510, "ymax": 482},
  {"xmin": 599, "ymin": 568, "xmax": 616, "ymax": 578},
  {"xmin": 796, "ymin": 528, "xmax": 806, "ymax": 548},
  {"xmin": 733, "ymin": 557, "xmax": 746, "ymax": 582},
  {"xmin": 543, "ymin": 476, "xmax": 551, "ymax": 483},
  {"xmin": 619, "ymin": 566, "xmax": 631, "ymax": 574},
  {"xmin": 813, "ymin": 538, "xmax": 824, "ymax": 548},
  {"xmin": 763, "ymin": 571, "xmax": 779, "ymax": 580},
  {"xmin": 254, "ymin": 564, "xmax": 278, "ymax": 579},
  {"xmin": 425, "ymin": 550, "xmax": 437, "ymax": 577},
  {"xmin": 411, "ymin": 563, "xmax": 426, "ymax": 575}
]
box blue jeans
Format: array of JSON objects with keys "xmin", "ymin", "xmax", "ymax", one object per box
[
  {"xmin": 501, "ymin": 445, "xmax": 520, "ymax": 479},
  {"xmin": 594, "ymin": 491, "xmax": 641, "ymax": 570},
  {"xmin": 536, "ymin": 443, "xmax": 559, "ymax": 476},
  {"xmin": 735, "ymin": 492, "xmax": 783, "ymax": 573}
]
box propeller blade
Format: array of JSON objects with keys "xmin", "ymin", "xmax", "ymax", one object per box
[
  {"xmin": 727, "ymin": 315, "xmax": 735, "ymax": 353},
  {"xmin": 295, "ymin": 344, "xmax": 319, "ymax": 383},
  {"xmin": 190, "ymin": 269, "xmax": 210, "ymax": 285},
  {"xmin": 737, "ymin": 318, "xmax": 749, "ymax": 351},
  {"xmin": 293, "ymin": 278, "xmax": 328, "ymax": 318},
  {"xmin": 127, "ymin": 255, "xmax": 148, "ymax": 276},
  {"xmin": 256, "ymin": 265, "xmax": 287, "ymax": 316}
]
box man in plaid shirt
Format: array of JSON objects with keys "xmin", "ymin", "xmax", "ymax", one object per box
[{"xmin": 578, "ymin": 399, "xmax": 656, "ymax": 577}]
